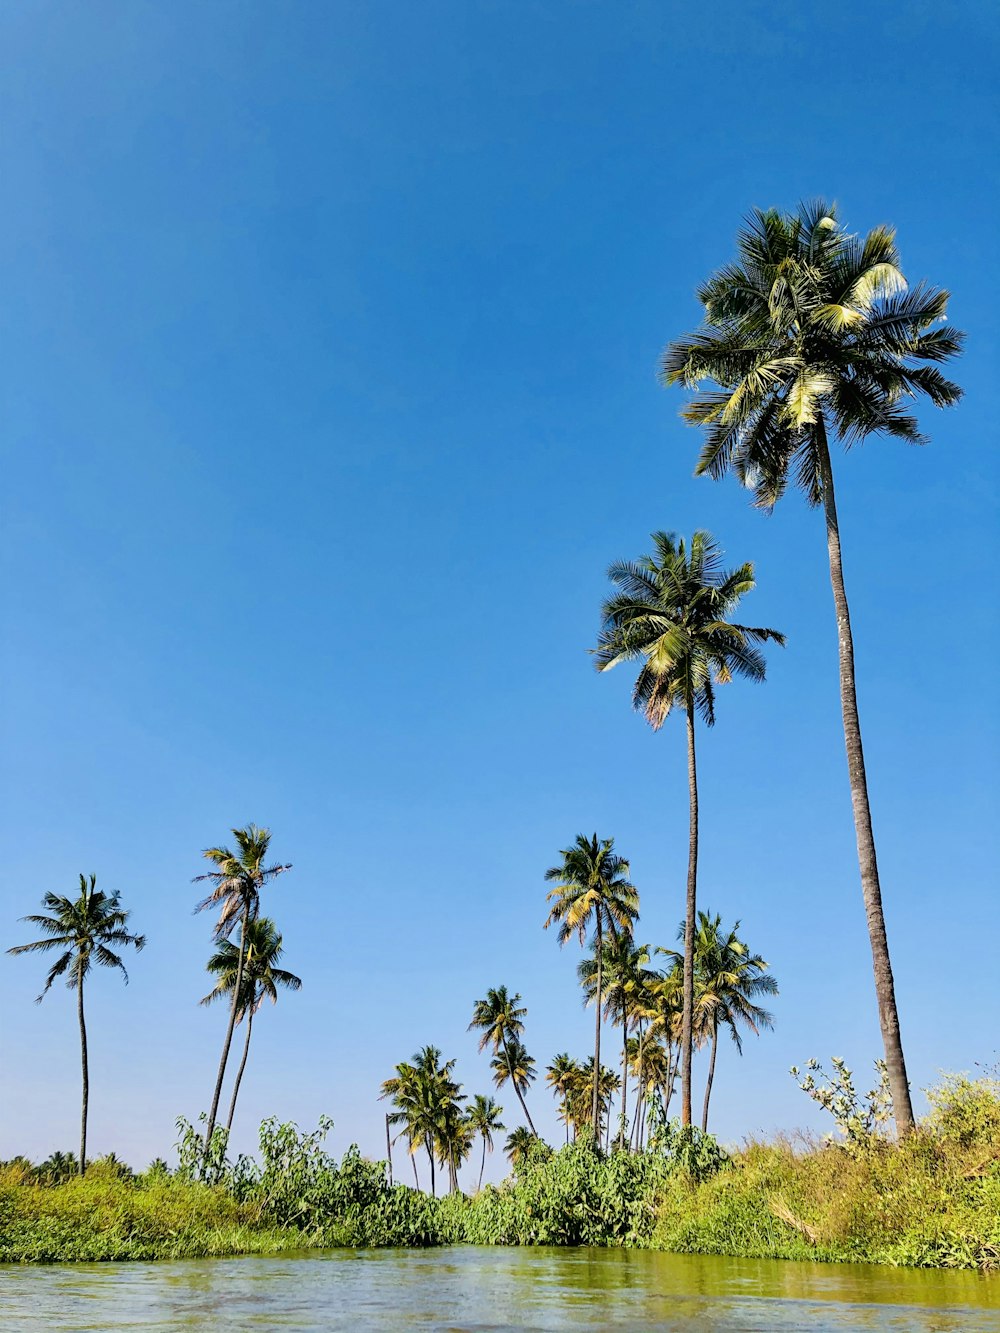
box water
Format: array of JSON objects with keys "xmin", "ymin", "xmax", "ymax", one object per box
[{"xmin": 2, "ymin": 1247, "xmax": 998, "ymax": 1331}]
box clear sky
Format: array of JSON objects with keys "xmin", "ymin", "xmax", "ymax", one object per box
[{"xmin": 1, "ymin": 1, "xmax": 997, "ymax": 1183}]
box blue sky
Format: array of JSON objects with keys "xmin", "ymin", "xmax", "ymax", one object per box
[{"xmin": 1, "ymin": 1, "xmax": 997, "ymax": 1181}]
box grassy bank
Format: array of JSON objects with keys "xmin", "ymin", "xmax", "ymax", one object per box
[{"xmin": 2, "ymin": 1075, "xmax": 997, "ymax": 1269}]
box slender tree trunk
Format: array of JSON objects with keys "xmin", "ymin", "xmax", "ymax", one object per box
[
  {"xmin": 701, "ymin": 1019, "xmax": 719, "ymax": 1133},
  {"xmin": 681, "ymin": 699, "xmax": 699, "ymax": 1126},
  {"xmin": 225, "ymin": 1005, "xmax": 254, "ymax": 1134},
  {"xmin": 664, "ymin": 1045, "xmax": 677, "ymax": 1121},
  {"xmin": 386, "ymin": 1116, "xmax": 393, "ymax": 1186},
  {"xmin": 593, "ymin": 917, "xmax": 603, "ymax": 1135},
  {"xmin": 205, "ymin": 906, "xmax": 249, "ymax": 1144},
  {"xmin": 427, "ymin": 1138, "xmax": 435, "ymax": 1197},
  {"xmin": 411, "ymin": 1149, "xmax": 419, "ymax": 1189},
  {"xmin": 77, "ymin": 963, "xmax": 89, "ymax": 1175},
  {"xmin": 619, "ymin": 1000, "xmax": 628, "ymax": 1151},
  {"xmin": 478, "ymin": 1137, "xmax": 486, "ymax": 1191},
  {"xmin": 817, "ymin": 423, "xmax": 914, "ymax": 1134},
  {"xmin": 501, "ymin": 1033, "xmax": 538, "ymax": 1135}
]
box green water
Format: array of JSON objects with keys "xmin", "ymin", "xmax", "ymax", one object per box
[{"xmin": 2, "ymin": 1247, "xmax": 998, "ymax": 1331}]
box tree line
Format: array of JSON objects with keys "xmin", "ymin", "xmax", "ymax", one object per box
[{"xmin": 7, "ymin": 201, "xmax": 963, "ymax": 1174}]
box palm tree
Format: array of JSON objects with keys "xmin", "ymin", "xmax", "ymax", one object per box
[
  {"xmin": 200, "ymin": 916, "xmax": 302, "ymax": 1133},
  {"xmin": 467, "ymin": 1094, "xmax": 505, "ymax": 1190},
  {"xmin": 682, "ymin": 912, "xmax": 777, "ymax": 1132},
  {"xmin": 193, "ymin": 825, "xmax": 292, "ymax": 1144},
  {"xmin": 490, "ymin": 1034, "xmax": 536, "ymax": 1124},
  {"xmin": 578, "ymin": 936, "xmax": 654, "ymax": 1148},
  {"xmin": 595, "ymin": 533, "xmax": 783, "ymax": 1126},
  {"xmin": 469, "ymin": 987, "xmax": 538, "ymax": 1134},
  {"xmin": 662, "ymin": 202, "xmax": 963, "ymax": 1132},
  {"xmin": 8, "ymin": 875, "xmax": 145, "ymax": 1173},
  {"xmin": 544, "ymin": 834, "xmax": 639, "ymax": 1130},
  {"xmin": 380, "ymin": 1046, "xmax": 463, "ymax": 1196},
  {"xmin": 504, "ymin": 1125, "xmax": 539, "ymax": 1169},
  {"xmin": 545, "ymin": 1053, "xmax": 579, "ymax": 1143}
]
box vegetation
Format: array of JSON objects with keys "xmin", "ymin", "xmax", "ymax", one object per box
[
  {"xmin": 594, "ymin": 531, "xmax": 783, "ymax": 1125},
  {"xmin": 663, "ymin": 202, "xmax": 964, "ymax": 1133},
  {"xmin": 7, "ymin": 875, "xmax": 145, "ymax": 1174},
  {"xmin": 3, "ymin": 1073, "xmax": 997, "ymax": 1267}
]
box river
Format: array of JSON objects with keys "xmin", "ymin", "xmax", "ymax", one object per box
[{"xmin": 2, "ymin": 1247, "xmax": 998, "ymax": 1331}]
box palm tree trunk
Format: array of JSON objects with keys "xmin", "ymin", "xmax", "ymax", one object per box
[
  {"xmin": 77, "ymin": 962, "xmax": 88, "ymax": 1175},
  {"xmin": 593, "ymin": 916, "xmax": 603, "ymax": 1135},
  {"xmin": 817, "ymin": 423, "xmax": 914, "ymax": 1134},
  {"xmin": 501, "ymin": 1034, "xmax": 538, "ymax": 1135},
  {"xmin": 386, "ymin": 1116, "xmax": 393, "ymax": 1187},
  {"xmin": 225, "ymin": 1005, "xmax": 254, "ymax": 1134},
  {"xmin": 205, "ymin": 906, "xmax": 249, "ymax": 1144},
  {"xmin": 411, "ymin": 1149, "xmax": 419, "ymax": 1189},
  {"xmin": 478, "ymin": 1137, "xmax": 486, "ymax": 1191},
  {"xmin": 664, "ymin": 1044, "xmax": 677, "ymax": 1120},
  {"xmin": 701, "ymin": 1018, "xmax": 719, "ymax": 1133},
  {"xmin": 681, "ymin": 698, "xmax": 699, "ymax": 1126},
  {"xmin": 619, "ymin": 1000, "xmax": 628, "ymax": 1151},
  {"xmin": 428, "ymin": 1140, "xmax": 435, "ymax": 1197}
]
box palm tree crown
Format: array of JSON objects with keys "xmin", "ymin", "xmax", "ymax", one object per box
[
  {"xmin": 661, "ymin": 200, "xmax": 963, "ymax": 510},
  {"xmin": 595, "ymin": 530, "xmax": 784, "ymax": 728}
]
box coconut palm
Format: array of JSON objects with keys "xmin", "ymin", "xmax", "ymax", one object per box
[
  {"xmin": 467, "ymin": 1094, "xmax": 505, "ymax": 1191},
  {"xmin": 504, "ymin": 1125, "xmax": 540, "ymax": 1169},
  {"xmin": 193, "ymin": 825, "xmax": 292, "ymax": 1144},
  {"xmin": 579, "ymin": 937, "xmax": 654, "ymax": 1148},
  {"xmin": 545, "ymin": 834, "xmax": 639, "ymax": 1130},
  {"xmin": 200, "ymin": 916, "xmax": 302, "ymax": 1133},
  {"xmin": 490, "ymin": 1035, "xmax": 536, "ymax": 1120},
  {"xmin": 595, "ymin": 533, "xmax": 783, "ymax": 1126},
  {"xmin": 545, "ymin": 1053, "xmax": 579, "ymax": 1143},
  {"xmin": 380, "ymin": 1046, "xmax": 463, "ymax": 1196},
  {"xmin": 469, "ymin": 987, "xmax": 538, "ymax": 1134},
  {"xmin": 8, "ymin": 875, "xmax": 145, "ymax": 1173},
  {"xmin": 681, "ymin": 912, "xmax": 777, "ymax": 1132},
  {"xmin": 662, "ymin": 202, "xmax": 963, "ymax": 1132}
]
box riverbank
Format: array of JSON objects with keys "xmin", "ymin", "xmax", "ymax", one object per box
[{"xmin": 3, "ymin": 1075, "xmax": 997, "ymax": 1269}]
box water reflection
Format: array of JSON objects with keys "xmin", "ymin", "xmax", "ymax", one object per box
[{"xmin": 1, "ymin": 1247, "xmax": 998, "ymax": 1332}]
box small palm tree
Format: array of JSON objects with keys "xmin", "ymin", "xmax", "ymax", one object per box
[
  {"xmin": 544, "ymin": 833, "xmax": 639, "ymax": 1130},
  {"xmin": 490, "ymin": 1035, "xmax": 536, "ymax": 1120},
  {"xmin": 193, "ymin": 825, "xmax": 291, "ymax": 1143},
  {"xmin": 595, "ymin": 532, "xmax": 782, "ymax": 1125},
  {"xmin": 8, "ymin": 875, "xmax": 145, "ymax": 1173},
  {"xmin": 504, "ymin": 1125, "xmax": 540, "ymax": 1169},
  {"xmin": 545, "ymin": 1053, "xmax": 579, "ymax": 1143},
  {"xmin": 579, "ymin": 936, "xmax": 654, "ymax": 1149},
  {"xmin": 466, "ymin": 1094, "xmax": 505, "ymax": 1190},
  {"xmin": 380, "ymin": 1046, "xmax": 464, "ymax": 1196},
  {"xmin": 662, "ymin": 202, "xmax": 963, "ymax": 1133},
  {"xmin": 665, "ymin": 912, "xmax": 777, "ymax": 1131},
  {"xmin": 200, "ymin": 916, "xmax": 302, "ymax": 1133},
  {"xmin": 469, "ymin": 987, "xmax": 538, "ymax": 1134}
]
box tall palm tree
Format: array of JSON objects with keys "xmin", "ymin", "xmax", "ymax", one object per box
[
  {"xmin": 545, "ymin": 834, "xmax": 638, "ymax": 1130},
  {"xmin": 662, "ymin": 202, "xmax": 963, "ymax": 1132},
  {"xmin": 578, "ymin": 937, "xmax": 654, "ymax": 1149},
  {"xmin": 200, "ymin": 916, "xmax": 302, "ymax": 1133},
  {"xmin": 467, "ymin": 1094, "xmax": 505, "ymax": 1190},
  {"xmin": 8, "ymin": 875, "xmax": 145, "ymax": 1173},
  {"xmin": 193, "ymin": 825, "xmax": 291, "ymax": 1144},
  {"xmin": 469, "ymin": 987, "xmax": 538, "ymax": 1134},
  {"xmin": 595, "ymin": 533, "xmax": 783, "ymax": 1125}
]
